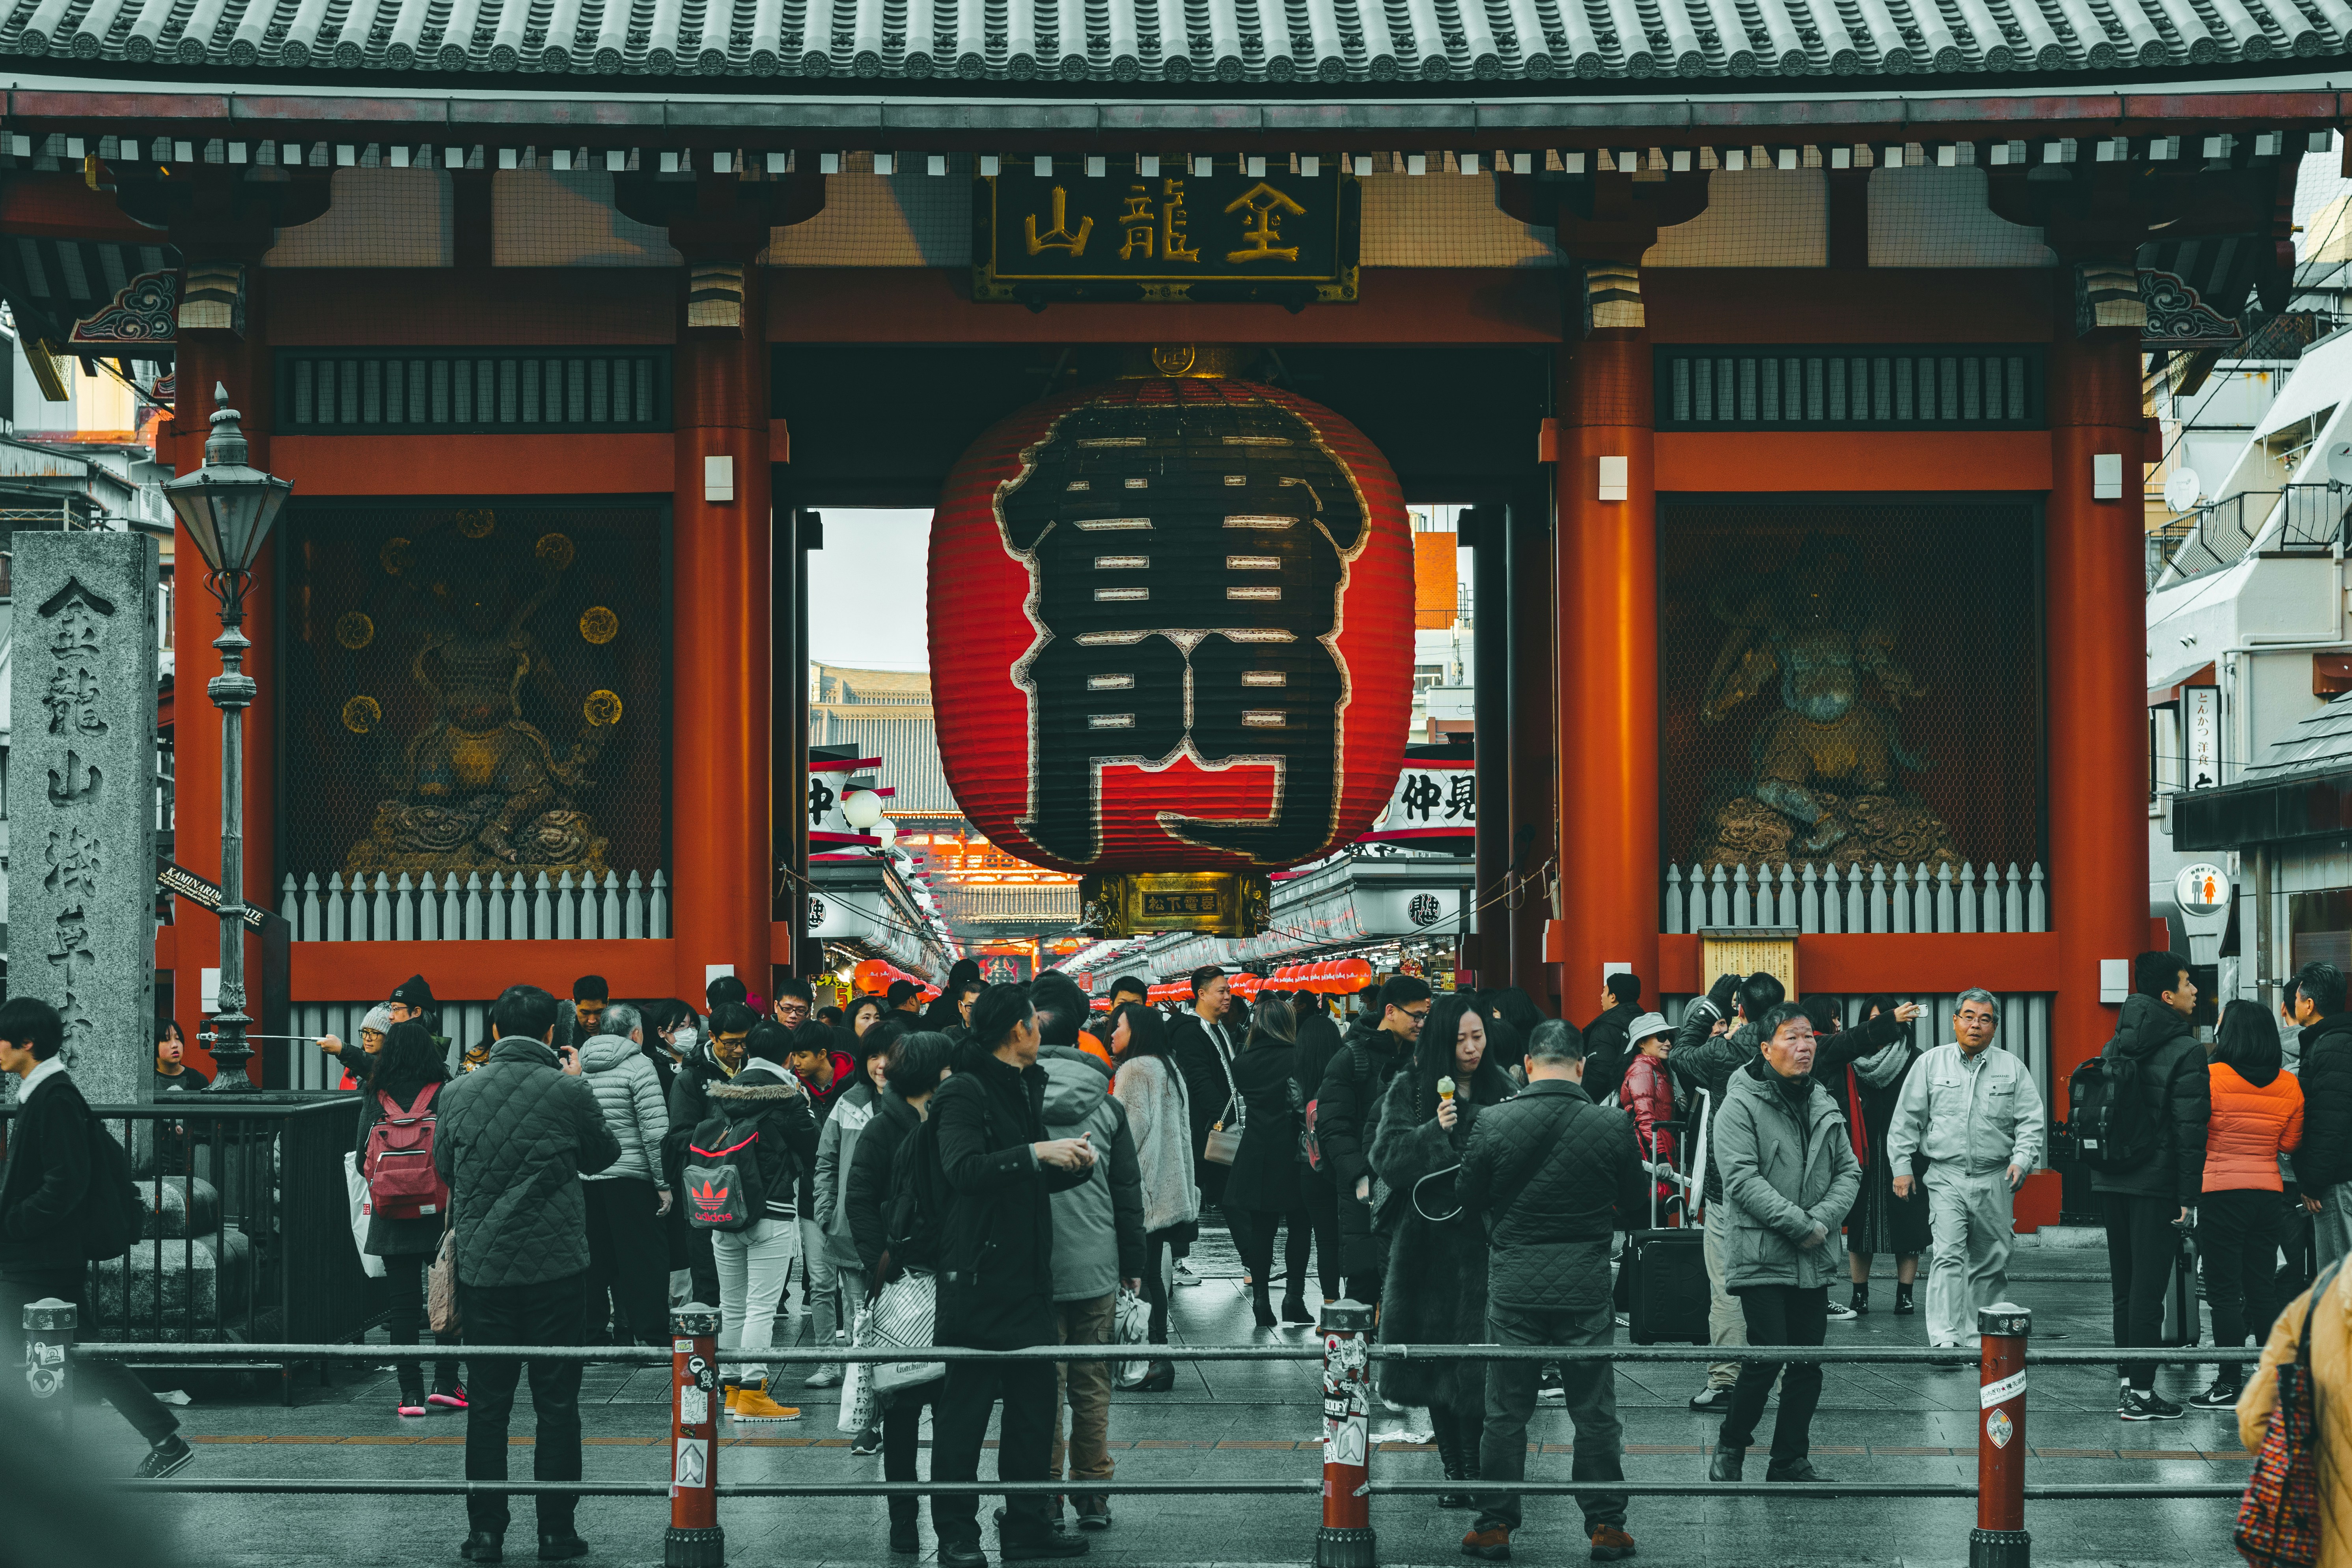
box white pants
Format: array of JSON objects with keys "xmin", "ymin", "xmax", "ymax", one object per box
[
  {"xmin": 1922, "ymin": 1165, "xmax": 2014, "ymax": 1349},
  {"xmin": 1702, "ymin": 1206, "xmax": 1748, "ymax": 1387},
  {"xmin": 798, "ymin": 1217, "xmax": 843, "ymax": 1352},
  {"xmin": 715, "ymin": 1217, "xmax": 801, "ymax": 1386}
]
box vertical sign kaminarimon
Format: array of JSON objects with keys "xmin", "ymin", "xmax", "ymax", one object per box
[{"xmin": 9, "ymin": 531, "xmax": 160, "ymax": 1104}]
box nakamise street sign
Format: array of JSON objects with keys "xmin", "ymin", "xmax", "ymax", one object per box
[{"xmin": 974, "ymin": 160, "xmax": 1360, "ymax": 305}]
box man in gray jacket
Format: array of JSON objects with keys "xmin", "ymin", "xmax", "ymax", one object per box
[
  {"xmin": 1035, "ymin": 973, "xmax": 1146, "ymax": 1531},
  {"xmin": 1708, "ymin": 1002, "xmax": 1860, "ymax": 1485},
  {"xmin": 1884, "ymin": 989, "xmax": 2044, "ymax": 1354},
  {"xmin": 435, "ymin": 983, "xmax": 622, "ymax": 1564}
]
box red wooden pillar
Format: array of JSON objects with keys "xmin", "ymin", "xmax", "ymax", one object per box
[
  {"xmin": 170, "ymin": 276, "xmax": 276, "ymax": 1083},
  {"xmin": 1507, "ymin": 488, "xmax": 1557, "ymax": 1010},
  {"xmin": 670, "ymin": 260, "xmax": 774, "ymax": 1003},
  {"xmin": 1553, "ymin": 325, "xmax": 1660, "ymax": 1007},
  {"xmin": 2044, "ymin": 313, "xmax": 2150, "ymax": 1116}
]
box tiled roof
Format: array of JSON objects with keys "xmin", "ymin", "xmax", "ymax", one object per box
[
  {"xmin": 0, "ymin": 0, "xmax": 2338, "ymax": 85},
  {"xmin": 2248, "ymin": 689, "xmax": 2352, "ymax": 779}
]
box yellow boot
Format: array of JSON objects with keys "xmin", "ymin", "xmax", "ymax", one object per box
[{"xmin": 731, "ymin": 1382, "xmax": 801, "ymax": 1421}]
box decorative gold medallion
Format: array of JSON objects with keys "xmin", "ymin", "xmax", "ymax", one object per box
[
  {"xmin": 579, "ymin": 606, "xmax": 619, "ymax": 645},
  {"xmin": 334, "ymin": 611, "xmax": 375, "ymax": 650},
  {"xmin": 582, "ymin": 689, "xmax": 623, "ymax": 727},
  {"xmin": 341, "ymin": 695, "xmax": 383, "ymax": 733},
  {"xmin": 456, "ymin": 508, "xmax": 496, "ymax": 539},
  {"xmin": 1150, "ymin": 344, "xmax": 1197, "ymax": 375},
  {"xmin": 380, "ymin": 537, "xmax": 414, "ymax": 575},
  {"xmin": 536, "ymin": 532, "xmax": 576, "ymax": 571}
]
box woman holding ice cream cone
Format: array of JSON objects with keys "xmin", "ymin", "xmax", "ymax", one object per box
[{"xmin": 1370, "ymin": 991, "xmax": 1519, "ymax": 1509}]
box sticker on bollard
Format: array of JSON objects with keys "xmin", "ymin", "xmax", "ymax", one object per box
[
  {"xmin": 667, "ymin": 1304, "xmax": 724, "ymax": 1568},
  {"xmin": 1979, "ymin": 1370, "xmax": 2026, "ymax": 1408}
]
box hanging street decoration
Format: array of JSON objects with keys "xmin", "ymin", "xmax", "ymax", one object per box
[{"xmin": 928, "ymin": 352, "xmax": 1413, "ymax": 937}]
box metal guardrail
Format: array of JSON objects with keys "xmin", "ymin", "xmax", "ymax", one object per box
[
  {"xmin": 2160, "ymin": 481, "xmax": 2350, "ymax": 581},
  {"xmin": 27, "ymin": 1303, "xmax": 2262, "ymax": 1566}
]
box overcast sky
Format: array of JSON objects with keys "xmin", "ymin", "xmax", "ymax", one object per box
[{"xmin": 808, "ymin": 508, "xmax": 933, "ymax": 671}]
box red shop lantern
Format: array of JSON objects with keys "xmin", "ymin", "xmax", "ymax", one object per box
[{"xmin": 929, "ymin": 358, "xmax": 1414, "ymax": 940}]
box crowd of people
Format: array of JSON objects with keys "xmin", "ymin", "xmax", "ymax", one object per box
[{"xmin": 4, "ymin": 943, "xmax": 2350, "ymax": 1564}]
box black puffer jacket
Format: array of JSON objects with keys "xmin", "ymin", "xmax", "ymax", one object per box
[
  {"xmin": 433, "ymin": 1037, "xmax": 621, "ymax": 1288},
  {"xmin": 2086, "ymin": 993, "xmax": 2211, "ymax": 1207},
  {"xmin": 1582, "ymin": 999, "xmax": 1642, "ymax": 1107},
  {"xmin": 846, "ymin": 1090, "xmax": 921, "ymax": 1275},
  {"xmin": 1665, "ymin": 1007, "xmax": 1768, "ymax": 1204},
  {"xmin": 1291, "ymin": 1008, "xmax": 1347, "ymax": 1176},
  {"xmin": 698, "ymin": 1062, "xmax": 819, "ymax": 1223},
  {"xmin": 1455, "ymin": 1079, "xmax": 1645, "ymax": 1312},
  {"xmin": 2293, "ymin": 1011, "xmax": 2352, "ymax": 1190},
  {"xmin": 931, "ymin": 1045, "xmax": 1092, "ymax": 1348},
  {"xmin": 1316, "ymin": 1019, "xmax": 1416, "ymax": 1196}
]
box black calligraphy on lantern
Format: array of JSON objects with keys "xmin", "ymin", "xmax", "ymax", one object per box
[
  {"xmin": 808, "ymin": 774, "xmax": 837, "ymax": 828},
  {"xmin": 1400, "ymin": 774, "xmax": 1441, "ymax": 821},
  {"xmin": 995, "ymin": 394, "xmax": 1373, "ymax": 865},
  {"xmin": 1444, "ymin": 775, "xmax": 1475, "ymax": 821}
]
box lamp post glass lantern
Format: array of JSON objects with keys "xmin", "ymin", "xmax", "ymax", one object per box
[{"xmin": 162, "ymin": 384, "xmax": 292, "ymax": 1091}]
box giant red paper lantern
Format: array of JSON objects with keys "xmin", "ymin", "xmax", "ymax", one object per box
[{"xmin": 930, "ymin": 367, "xmax": 1414, "ymax": 912}]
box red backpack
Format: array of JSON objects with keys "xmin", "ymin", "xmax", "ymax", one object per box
[{"xmin": 364, "ymin": 1084, "xmax": 450, "ymax": 1220}]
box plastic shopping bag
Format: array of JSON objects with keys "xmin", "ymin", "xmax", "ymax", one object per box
[{"xmin": 343, "ymin": 1152, "xmax": 387, "ymax": 1280}]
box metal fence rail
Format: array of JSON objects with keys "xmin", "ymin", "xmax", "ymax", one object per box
[{"xmin": 31, "ymin": 1307, "xmax": 2260, "ymax": 1568}]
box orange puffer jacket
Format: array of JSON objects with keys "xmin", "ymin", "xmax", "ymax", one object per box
[{"xmin": 2203, "ymin": 1062, "xmax": 2304, "ymax": 1193}]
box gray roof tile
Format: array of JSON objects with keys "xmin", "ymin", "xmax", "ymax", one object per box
[{"xmin": 0, "ymin": 0, "xmax": 2333, "ymax": 78}]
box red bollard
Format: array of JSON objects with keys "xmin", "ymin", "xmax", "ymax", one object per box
[
  {"xmin": 1971, "ymin": 1302, "xmax": 2032, "ymax": 1568},
  {"xmin": 667, "ymin": 1303, "xmax": 724, "ymax": 1568},
  {"xmin": 1316, "ymin": 1300, "xmax": 1376, "ymax": 1568}
]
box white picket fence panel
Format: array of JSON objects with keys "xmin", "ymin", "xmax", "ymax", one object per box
[
  {"xmin": 1662, "ymin": 861, "xmax": 2048, "ymax": 936},
  {"xmin": 280, "ymin": 869, "xmax": 671, "ymax": 943},
  {"xmin": 285, "ymin": 999, "xmax": 504, "ymax": 1092}
]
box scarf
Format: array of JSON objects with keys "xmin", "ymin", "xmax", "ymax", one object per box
[{"xmin": 1853, "ymin": 1034, "xmax": 1910, "ymax": 1089}]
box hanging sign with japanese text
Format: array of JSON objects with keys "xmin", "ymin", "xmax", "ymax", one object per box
[
  {"xmin": 1357, "ymin": 755, "xmax": 1475, "ymax": 856},
  {"xmin": 974, "ymin": 162, "xmax": 1360, "ymax": 304}
]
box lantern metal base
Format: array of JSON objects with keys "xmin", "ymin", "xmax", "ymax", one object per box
[{"xmin": 1082, "ymin": 871, "xmax": 1272, "ymax": 938}]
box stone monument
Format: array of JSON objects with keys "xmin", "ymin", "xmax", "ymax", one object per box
[{"xmin": 7, "ymin": 529, "xmax": 160, "ymax": 1104}]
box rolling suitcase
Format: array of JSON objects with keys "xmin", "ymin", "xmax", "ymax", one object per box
[
  {"xmin": 1625, "ymin": 1107, "xmax": 1709, "ymax": 1346},
  {"xmin": 2160, "ymin": 1221, "xmax": 2201, "ymax": 1347}
]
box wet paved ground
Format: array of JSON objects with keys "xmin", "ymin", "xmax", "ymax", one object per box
[{"xmin": 57, "ymin": 1230, "xmax": 2257, "ymax": 1568}]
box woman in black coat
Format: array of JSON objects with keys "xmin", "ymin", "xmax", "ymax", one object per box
[
  {"xmin": 354, "ymin": 1020, "xmax": 463, "ymax": 1414},
  {"xmin": 1809, "ymin": 994, "xmax": 1931, "ymax": 1316},
  {"xmin": 1369, "ymin": 992, "xmax": 1516, "ymax": 1507},
  {"xmin": 1225, "ymin": 999, "xmax": 1317, "ymax": 1329}
]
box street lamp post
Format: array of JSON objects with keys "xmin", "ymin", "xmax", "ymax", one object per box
[{"xmin": 162, "ymin": 384, "xmax": 292, "ymax": 1093}]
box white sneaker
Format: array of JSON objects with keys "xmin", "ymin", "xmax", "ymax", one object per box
[
  {"xmin": 1173, "ymin": 1260, "xmax": 1203, "ymax": 1287},
  {"xmin": 1825, "ymin": 1300, "xmax": 1859, "ymax": 1322}
]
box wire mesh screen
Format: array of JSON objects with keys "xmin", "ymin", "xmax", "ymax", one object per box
[
  {"xmin": 278, "ymin": 501, "xmax": 670, "ymax": 887},
  {"xmin": 1659, "ymin": 500, "xmax": 2043, "ymax": 880}
]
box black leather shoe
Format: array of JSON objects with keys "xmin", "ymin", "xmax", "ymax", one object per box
[
  {"xmin": 1687, "ymin": 1385, "xmax": 1731, "ymax": 1412},
  {"xmin": 938, "ymin": 1541, "xmax": 989, "ymax": 1568},
  {"xmin": 536, "ymin": 1532, "xmax": 589, "ymax": 1561},
  {"xmin": 459, "ymin": 1532, "xmax": 503, "ymax": 1563},
  {"xmin": 1766, "ymin": 1458, "xmax": 1832, "ymax": 1484},
  {"xmin": 1134, "ymin": 1362, "xmax": 1175, "ymax": 1393},
  {"xmin": 1707, "ymin": 1445, "xmax": 1744, "ymax": 1483}
]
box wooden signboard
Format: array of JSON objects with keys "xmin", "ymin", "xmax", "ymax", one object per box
[
  {"xmin": 1697, "ymin": 927, "xmax": 1797, "ymax": 997},
  {"xmin": 974, "ymin": 160, "xmax": 1360, "ymax": 305}
]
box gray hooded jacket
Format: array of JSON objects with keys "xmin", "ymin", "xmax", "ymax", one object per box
[
  {"xmin": 1713, "ymin": 1055, "xmax": 1861, "ymax": 1292},
  {"xmin": 1039, "ymin": 1046, "xmax": 1147, "ymax": 1302}
]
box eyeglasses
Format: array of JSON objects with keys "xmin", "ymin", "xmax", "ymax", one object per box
[{"xmin": 1403, "ymin": 1006, "xmax": 1432, "ymax": 1021}]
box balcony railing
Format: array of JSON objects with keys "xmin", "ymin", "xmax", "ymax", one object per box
[
  {"xmin": 278, "ymin": 869, "xmax": 671, "ymax": 942},
  {"xmin": 2157, "ymin": 483, "xmax": 2348, "ymax": 583},
  {"xmin": 1663, "ymin": 860, "xmax": 2048, "ymax": 935}
]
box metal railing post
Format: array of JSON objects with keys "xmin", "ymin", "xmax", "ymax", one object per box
[
  {"xmin": 1315, "ymin": 1301, "xmax": 1375, "ymax": 1568},
  {"xmin": 667, "ymin": 1303, "xmax": 724, "ymax": 1568},
  {"xmin": 1972, "ymin": 1303, "xmax": 2031, "ymax": 1568},
  {"xmin": 23, "ymin": 1296, "xmax": 75, "ymax": 1438}
]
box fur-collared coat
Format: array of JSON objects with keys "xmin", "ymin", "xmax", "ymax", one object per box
[
  {"xmin": 1114, "ymin": 1053, "xmax": 1200, "ymax": 1236},
  {"xmin": 1369, "ymin": 1063, "xmax": 1515, "ymax": 1414}
]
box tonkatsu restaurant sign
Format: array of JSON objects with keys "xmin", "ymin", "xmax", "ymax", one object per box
[{"xmin": 974, "ymin": 164, "xmax": 1360, "ymax": 304}]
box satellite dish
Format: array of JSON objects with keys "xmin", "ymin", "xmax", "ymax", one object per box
[
  {"xmin": 2328, "ymin": 441, "xmax": 2352, "ymax": 486},
  {"xmin": 2163, "ymin": 468, "xmax": 2202, "ymax": 512}
]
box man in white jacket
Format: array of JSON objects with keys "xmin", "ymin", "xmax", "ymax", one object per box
[{"xmin": 1885, "ymin": 990, "xmax": 2045, "ymax": 1350}]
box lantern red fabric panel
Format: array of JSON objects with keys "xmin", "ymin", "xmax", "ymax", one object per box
[{"xmin": 930, "ymin": 377, "xmax": 1414, "ymax": 876}]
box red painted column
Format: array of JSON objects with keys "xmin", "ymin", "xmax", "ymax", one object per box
[
  {"xmin": 171, "ymin": 285, "xmax": 275, "ymax": 1083},
  {"xmin": 1554, "ymin": 331, "xmax": 1661, "ymax": 1007},
  {"xmin": 1507, "ymin": 488, "xmax": 1558, "ymax": 1010},
  {"xmin": 2043, "ymin": 316, "xmax": 2148, "ymax": 1122},
  {"xmin": 670, "ymin": 264, "xmax": 774, "ymax": 1003}
]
